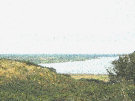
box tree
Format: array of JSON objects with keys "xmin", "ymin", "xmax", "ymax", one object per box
[{"xmin": 107, "ymin": 52, "xmax": 135, "ymax": 84}]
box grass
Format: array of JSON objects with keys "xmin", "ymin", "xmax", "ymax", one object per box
[
  {"xmin": 0, "ymin": 59, "xmax": 135, "ymax": 101},
  {"xmin": 70, "ymin": 74, "xmax": 109, "ymax": 82}
]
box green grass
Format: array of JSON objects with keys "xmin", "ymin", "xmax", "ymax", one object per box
[{"xmin": 0, "ymin": 59, "xmax": 135, "ymax": 101}]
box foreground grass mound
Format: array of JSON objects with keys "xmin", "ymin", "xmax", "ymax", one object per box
[{"xmin": 0, "ymin": 59, "xmax": 135, "ymax": 101}]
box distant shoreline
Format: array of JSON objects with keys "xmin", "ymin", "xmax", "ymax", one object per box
[{"xmin": 0, "ymin": 54, "xmax": 120, "ymax": 64}]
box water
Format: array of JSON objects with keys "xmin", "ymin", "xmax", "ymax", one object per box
[{"xmin": 39, "ymin": 57, "xmax": 118, "ymax": 74}]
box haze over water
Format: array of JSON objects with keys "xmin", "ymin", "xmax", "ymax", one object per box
[{"xmin": 40, "ymin": 56, "xmax": 118, "ymax": 74}]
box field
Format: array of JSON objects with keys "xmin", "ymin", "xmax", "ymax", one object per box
[{"xmin": 70, "ymin": 74, "xmax": 109, "ymax": 82}]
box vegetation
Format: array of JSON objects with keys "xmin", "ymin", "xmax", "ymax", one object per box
[
  {"xmin": 70, "ymin": 74, "xmax": 109, "ymax": 82},
  {"xmin": 0, "ymin": 59, "xmax": 135, "ymax": 101},
  {"xmin": 107, "ymin": 52, "xmax": 135, "ymax": 84}
]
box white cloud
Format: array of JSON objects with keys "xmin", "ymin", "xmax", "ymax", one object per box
[{"xmin": 0, "ymin": 0, "xmax": 135, "ymax": 54}]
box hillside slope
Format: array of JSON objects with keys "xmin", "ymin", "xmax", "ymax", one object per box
[{"xmin": 0, "ymin": 59, "xmax": 135, "ymax": 101}]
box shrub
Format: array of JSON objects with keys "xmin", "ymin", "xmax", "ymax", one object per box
[{"xmin": 107, "ymin": 52, "xmax": 135, "ymax": 84}]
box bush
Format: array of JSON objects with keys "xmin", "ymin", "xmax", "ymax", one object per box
[{"xmin": 107, "ymin": 52, "xmax": 135, "ymax": 84}]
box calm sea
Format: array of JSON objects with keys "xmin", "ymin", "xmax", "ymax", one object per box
[{"xmin": 39, "ymin": 57, "xmax": 118, "ymax": 74}]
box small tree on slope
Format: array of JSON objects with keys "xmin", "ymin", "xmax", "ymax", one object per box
[{"xmin": 107, "ymin": 52, "xmax": 135, "ymax": 84}]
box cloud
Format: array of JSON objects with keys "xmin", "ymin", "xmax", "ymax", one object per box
[{"xmin": 0, "ymin": 0, "xmax": 135, "ymax": 54}]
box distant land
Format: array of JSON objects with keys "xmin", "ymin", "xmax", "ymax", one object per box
[{"xmin": 0, "ymin": 54, "xmax": 121, "ymax": 64}]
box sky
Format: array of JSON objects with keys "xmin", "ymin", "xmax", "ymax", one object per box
[{"xmin": 0, "ymin": 0, "xmax": 135, "ymax": 54}]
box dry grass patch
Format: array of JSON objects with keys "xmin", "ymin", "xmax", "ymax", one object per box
[{"xmin": 70, "ymin": 74, "xmax": 109, "ymax": 82}]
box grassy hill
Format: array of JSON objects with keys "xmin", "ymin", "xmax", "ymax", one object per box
[{"xmin": 0, "ymin": 59, "xmax": 135, "ymax": 101}]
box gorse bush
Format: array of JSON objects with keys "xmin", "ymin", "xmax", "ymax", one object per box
[{"xmin": 0, "ymin": 59, "xmax": 135, "ymax": 101}]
